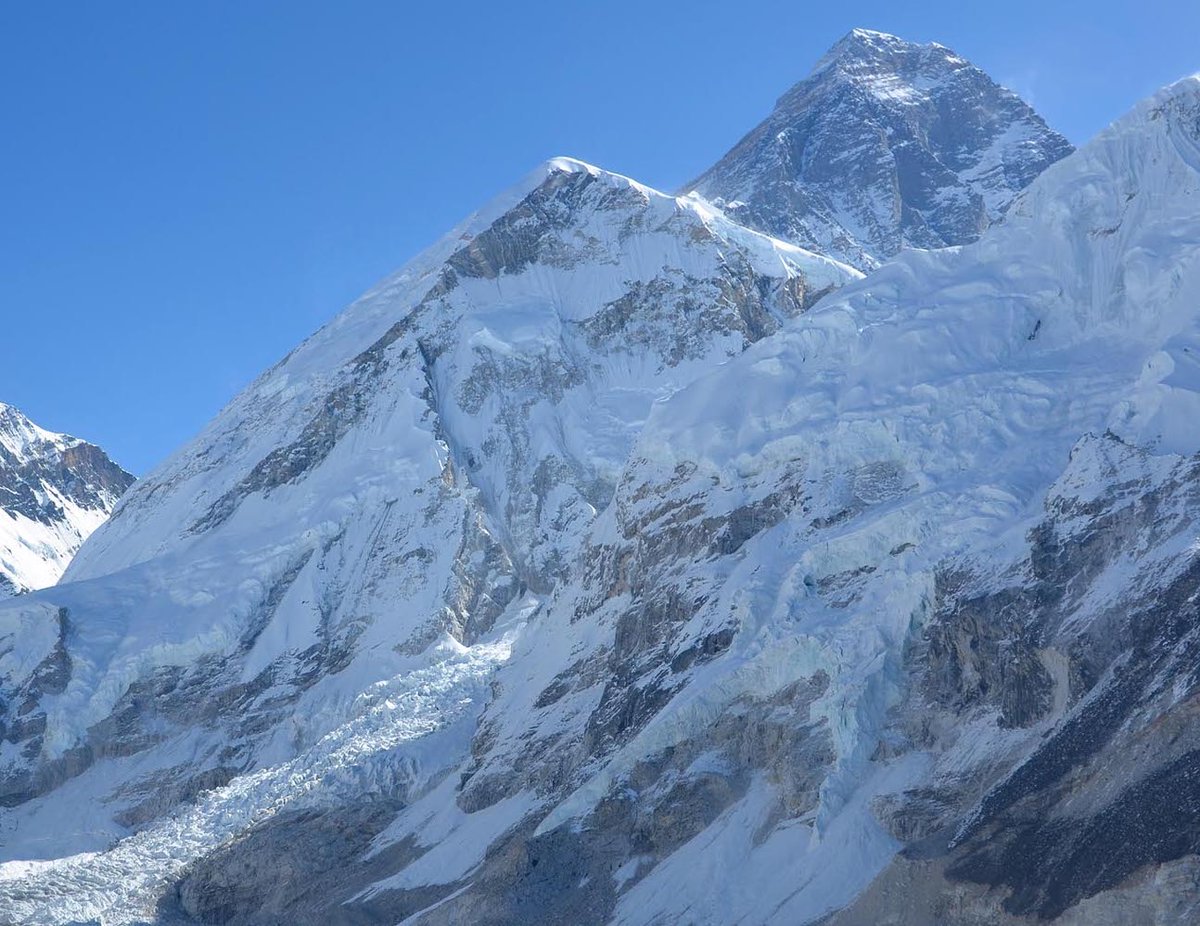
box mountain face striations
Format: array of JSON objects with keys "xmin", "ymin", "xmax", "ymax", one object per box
[
  {"xmin": 0, "ymin": 403, "xmax": 132, "ymax": 599},
  {"xmin": 686, "ymin": 28, "xmax": 1074, "ymax": 269},
  {"xmin": 2, "ymin": 29, "xmax": 1199, "ymax": 926}
]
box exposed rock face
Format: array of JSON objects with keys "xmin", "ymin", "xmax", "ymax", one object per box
[
  {"xmin": 0, "ymin": 403, "xmax": 133, "ymax": 598},
  {"xmin": 686, "ymin": 28, "xmax": 1074, "ymax": 269}
]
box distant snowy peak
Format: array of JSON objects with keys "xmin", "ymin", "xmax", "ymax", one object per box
[
  {"xmin": 686, "ymin": 28, "xmax": 1074, "ymax": 269},
  {"xmin": 0, "ymin": 403, "xmax": 132, "ymax": 597}
]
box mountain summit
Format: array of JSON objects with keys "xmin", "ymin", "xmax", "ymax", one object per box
[
  {"xmin": 686, "ymin": 28, "xmax": 1073, "ymax": 268},
  {"xmin": 0, "ymin": 403, "xmax": 132, "ymax": 597}
]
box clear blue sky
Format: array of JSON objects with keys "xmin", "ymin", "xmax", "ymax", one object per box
[{"xmin": 4, "ymin": 1, "xmax": 1198, "ymax": 474}]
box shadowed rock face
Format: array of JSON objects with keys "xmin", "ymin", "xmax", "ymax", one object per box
[
  {"xmin": 687, "ymin": 29, "xmax": 1073, "ymax": 269},
  {"xmin": 165, "ymin": 800, "xmax": 409, "ymax": 926},
  {"xmin": 941, "ymin": 563, "xmax": 1200, "ymax": 920},
  {"xmin": 0, "ymin": 416, "xmax": 131, "ymax": 527}
]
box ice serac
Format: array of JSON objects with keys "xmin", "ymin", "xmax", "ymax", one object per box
[
  {"xmin": 0, "ymin": 158, "xmax": 856, "ymax": 923},
  {"xmin": 686, "ymin": 28, "xmax": 1074, "ymax": 269},
  {"xmin": 0, "ymin": 403, "xmax": 132, "ymax": 599}
]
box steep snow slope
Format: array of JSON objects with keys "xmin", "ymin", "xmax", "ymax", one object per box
[
  {"xmin": 0, "ymin": 159, "xmax": 856, "ymax": 923},
  {"xmin": 0, "ymin": 404, "xmax": 132, "ymax": 599},
  {"xmin": 687, "ymin": 28, "xmax": 1073, "ymax": 269}
]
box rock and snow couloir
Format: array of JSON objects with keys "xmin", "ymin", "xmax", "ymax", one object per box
[
  {"xmin": 2, "ymin": 31, "xmax": 1199, "ymax": 926},
  {"xmin": 0, "ymin": 403, "xmax": 132, "ymax": 599}
]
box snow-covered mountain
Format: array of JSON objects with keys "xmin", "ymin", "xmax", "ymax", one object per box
[
  {"xmin": 62, "ymin": 160, "xmax": 855, "ymax": 595},
  {"xmin": 0, "ymin": 403, "xmax": 132, "ymax": 599},
  {"xmin": 2, "ymin": 30, "xmax": 1198, "ymax": 926},
  {"xmin": 686, "ymin": 28, "xmax": 1074, "ymax": 269},
  {"xmin": 0, "ymin": 156, "xmax": 856, "ymax": 921}
]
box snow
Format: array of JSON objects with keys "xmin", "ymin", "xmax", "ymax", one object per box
[
  {"xmin": 65, "ymin": 156, "xmax": 856, "ymax": 585},
  {"xmin": 0, "ymin": 403, "xmax": 61, "ymax": 459},
  {"xmin": 0, "ymin": 502, "xmax": 110, "ymax": 594},
  {"xmin": 361, "ymin": 785, "xmax": 537, "ymax": 894},
  {"xmin": 467, "ymin": 74, "xmax": 1200, "ymax": 923},
  {"xmin": 659, "ymin": 66, "xmax": 1200, "ymax": 886},
  {"xmin": 611, "ymin": 757, "xmax": 928, "ymax": 926},
  {"xmin": 0, "ymin": 151, "xmax": 857, "ymax": 922}
]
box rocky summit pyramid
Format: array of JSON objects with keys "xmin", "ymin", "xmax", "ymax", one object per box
[
  {"xmin": 687, "ymin": 28, "xmax": 1074, "ymax": 269},
  {"xmin": 0, "ymin": 403, "xmax": 132, "ymax": 599},
  {"xmin": 4, "ymin": 29, "xmax": 1199, "ymax": 926}
]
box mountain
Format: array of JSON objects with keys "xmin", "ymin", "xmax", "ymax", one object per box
[
  {"xmin": 62, "ymin": 159, "xmax": 855, "ymax": 594},
  {"xmin": 480, "ymin": 74, "xmax": 1200, "ymax": 926},
  {"xmin": 2, "ymin": 34, "xmax": 1195, "ymax": 926},
  {"xmin": 0, "ymin": 157, "xmax": 856, "ymax": 921},
  {"xmin": 685, "ymin": 28, "xmax": 1074, "ymax": 269},
  {"xmin": 0, "ymin": 403, "xmax": 132, "ymax": 599}
]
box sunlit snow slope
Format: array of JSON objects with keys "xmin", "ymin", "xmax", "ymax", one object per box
[{"xmin": 0, "ymin": 158, "xmax": 856, "ymax": 925}]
